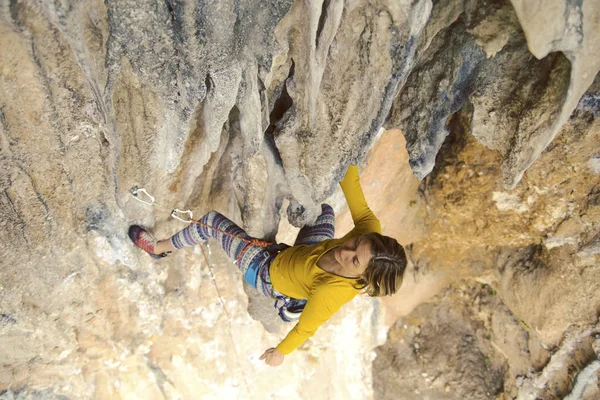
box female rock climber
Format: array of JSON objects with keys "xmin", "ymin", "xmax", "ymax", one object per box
[{"xmin": 128, "ymin": 165, "xmax": 407, "ymax": 366}]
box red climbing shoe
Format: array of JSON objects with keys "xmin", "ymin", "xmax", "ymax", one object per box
[{"xmin": 128, "ymin": 225, "xmax": 168, "ymax": 259}]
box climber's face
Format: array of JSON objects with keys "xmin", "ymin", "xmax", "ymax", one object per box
[{"xmin": 333, "ymin": 235, "xmax": 373, "ymax": 278}]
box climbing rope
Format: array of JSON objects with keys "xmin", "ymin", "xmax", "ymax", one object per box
[{"xmin": 130, "ymin": 186, "xmax": 258, "ymax": 397}]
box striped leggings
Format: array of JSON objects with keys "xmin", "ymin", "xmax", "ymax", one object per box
[{"xmin": 169, "ymin": 204, "xmax": 335, "ymax": 298}]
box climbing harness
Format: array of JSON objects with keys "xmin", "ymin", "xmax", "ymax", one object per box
[
  {"xmin": 275, "ymin": 297, "xmax": 307, "ymax": 322},
  {"xmin": 130, "ymin": 186, "xmax": 306, "ymax": 322}
]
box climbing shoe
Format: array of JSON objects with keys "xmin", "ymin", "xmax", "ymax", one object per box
[{"xmin": 128, "ymin": 225, "xmax": 169, "ymax": 259}]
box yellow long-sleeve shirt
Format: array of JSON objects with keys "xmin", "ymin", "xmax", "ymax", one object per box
[{"xmin": 270, "ymin": 166, "xmax": 382, "ymax": 355}]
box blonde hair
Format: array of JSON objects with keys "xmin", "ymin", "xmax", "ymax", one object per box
[{"xmin": 355, "ymin": 233, "xmax": 406, "ymax": 297}]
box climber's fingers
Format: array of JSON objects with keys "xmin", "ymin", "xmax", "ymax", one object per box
[{"xmin": 259, "ymin": 347, "xmax": 284, "ymax": 367}]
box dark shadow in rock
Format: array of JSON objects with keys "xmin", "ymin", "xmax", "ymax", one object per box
[
  {"xmin": 315, "ymin": 0, "xmax": 331, "ymax": 49},
  {"xmin": 0, "ymin": 313, "xmax": 17, "ymax": 325},
  {"xmin": 84, "ymin": 202, "xmax": 110, "ymax": 234},
  {"xmin": 264, "ymin": 59, "xmax": 295, "ymax": 168}
]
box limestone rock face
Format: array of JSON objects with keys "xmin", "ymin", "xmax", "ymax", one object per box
[
  {"xmin": 373, "ymin": 87, "xmax": 600, "ymax": 399},
  {"xmin": 388, "ymin": 0, "xmax": 600, "ymax": 188},
  {"xmin": 0, "ymin": 0, "xmax": 599, "ymax": 399}
]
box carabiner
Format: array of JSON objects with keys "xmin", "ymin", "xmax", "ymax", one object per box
[
  {"xmin": 131, "ymin": 187, "xmax": 155, "ymax": 206},
  {"xmin": 171, "ymin": 208, "xmax": 193, "ymax": 223}
]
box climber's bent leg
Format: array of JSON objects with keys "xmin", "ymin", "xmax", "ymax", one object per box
[
  {"xmin": 293, "ymin": 204, "xmax": 335, "ymax": 246},
  {"xmin": 169, "ymin": 211, "xmax": 258, "ymax": 259},
  {"xmin": 133, "ymin": 211, "xmax": 284, "ymax": 299},
  {"xmin": 168, "ymin": 211, "xmax": 281, "ymax": 296}
]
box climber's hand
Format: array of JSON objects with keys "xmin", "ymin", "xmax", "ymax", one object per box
[{"xmin": 259, "ymin": 347, "xmax": 284, "ymax": 367}]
